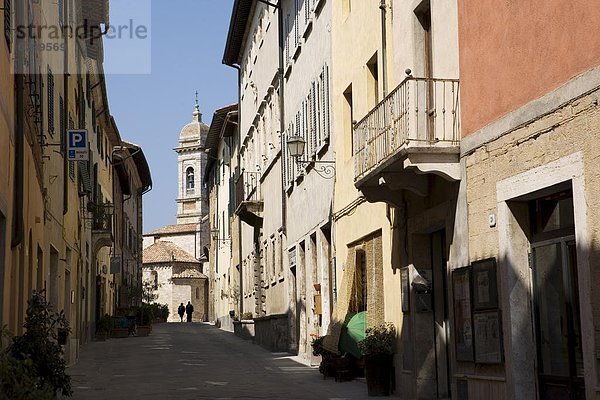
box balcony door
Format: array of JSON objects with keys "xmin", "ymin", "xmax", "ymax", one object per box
[{"xmin": 416, "ymin": 1, "xmax": 434, "ymax": 142}]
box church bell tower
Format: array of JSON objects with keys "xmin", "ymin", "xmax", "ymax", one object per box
[{"xmin": 175, "ymin": 99, "xmax": 209, "ymax": 224}]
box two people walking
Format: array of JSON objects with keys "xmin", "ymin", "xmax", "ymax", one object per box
[{"xmin": 177, "ymin": 301, "xmax": 194, "ymax": 322}]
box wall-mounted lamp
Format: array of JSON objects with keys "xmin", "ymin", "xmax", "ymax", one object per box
[
  {"xmin": 286, "ymin": 135, "xmax": 335, "ymax": 179},
  {"xmin": 210, "ymin": 229, "xmax": 231, "ymax": 245}
]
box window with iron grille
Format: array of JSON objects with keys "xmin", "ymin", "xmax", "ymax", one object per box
[
  {"xmin": 47, "ymin": 67, "xmax": 55, "ymax": 136},
  {"xmin": 4, "ymin": 0, "xmax": 11, "ymax": 51}
]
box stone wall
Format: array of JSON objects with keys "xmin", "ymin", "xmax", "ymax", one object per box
[
  {"xmin": 254, "ymin": 313, "xmax": 290, "ymax": 353},
  {"xmin": 462, "ymin": 85, "xmax": 600, "ymax": 399}
]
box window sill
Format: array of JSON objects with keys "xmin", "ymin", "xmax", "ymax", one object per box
[
  {"xmin": 314, "ymin": 0, "xmax": 326, "ymax": 16},
  {"xmin": 302, "ymin": 19, "xmax": 313, "ymax": 40},
  {"xmin": 292, "ymin": 43, "xmax": 302, "ymax": 61}
]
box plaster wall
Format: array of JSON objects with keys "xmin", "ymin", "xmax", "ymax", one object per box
[
  {"xmin": 458, "ymin": 0, "xmax": 600, "ymax": 137},
  {"xmin": 239, "ymin": 5, "xmax": 280, "ymax": 140},
  {"xmin": 393, "ymin": 0, "xmax": 459, "ymax": 84},
  {"xmin": 0, "ymin": 21, "xmax": 15, "ymax": 329}
]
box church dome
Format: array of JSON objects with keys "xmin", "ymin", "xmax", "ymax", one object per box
[{"xmin": 179, "ymin": 104, "xmax": 209, "ymax": 144}]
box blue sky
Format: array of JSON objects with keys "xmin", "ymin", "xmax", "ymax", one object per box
[{"xmin": 104, "ymin": 0, "xmax": 237, "ymax": 233}]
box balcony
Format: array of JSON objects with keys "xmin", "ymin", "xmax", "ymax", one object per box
[
  {"xmin": 353, "ymin": 77, "xmax": 461, "ymax": 203},
  {"xmin": 234, "ymin": 171, "xmax": 263, "ymax": 228},
  {"xmin": 87, "ymin": 202, "xmax": 114, "ymax": 255}
]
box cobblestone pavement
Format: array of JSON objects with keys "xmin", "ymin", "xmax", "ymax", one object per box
[{"xmin": 69, "ymin": 323, "xmax": 371, "ymax": 400}]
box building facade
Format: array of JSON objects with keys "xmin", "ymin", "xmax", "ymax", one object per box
[
  {"xmin": 142, "ymin": 241, "xmax": 207, "ymax": 323},
  {"xmin": 454, "ymin": 1, "xmax": 600, "ymax": 399},
  {"xmin": 204, "ymin": 104, "xmax": 239, "ymax": 331},
  {"xmin": 0, "ymin": 0, "xmax": 152, "ymax": 367},
  {"xmin": 279, "ymin": 0, "xmax": 335, "ymax": 359},
  {"xmin": 214, "ymin": 1, "xmax": 600, "ymax": 399},
  {"xmin": 223, "ymin": 0, "xmax": 290, "ymax": 352}
]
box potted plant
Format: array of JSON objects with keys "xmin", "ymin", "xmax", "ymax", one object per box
[
  {"xmin": 358, "ymin": 322, "xmax": 396, "ymax": 396},
  {"xmin": 135, "ymin": 305, "xmax": 153, "ymax": 337},
  {"xmin": 95, "ymin": 314, "xmax": 113, "ymax": 341}
]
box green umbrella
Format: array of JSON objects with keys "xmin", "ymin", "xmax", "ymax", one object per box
[{"xmin": 339, "ymin": 311, "xmax": 367, "ymax": 358}]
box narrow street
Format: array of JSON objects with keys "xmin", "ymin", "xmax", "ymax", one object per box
[{"xmin": 69, "ymin": 323, "xmax": 370, "ymax": 400}]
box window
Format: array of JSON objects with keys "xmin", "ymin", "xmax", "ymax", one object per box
[
  {"xmin": 4, "ymin": 0, "xmax": 11, "ymax": 50},
  {"xmin": 367, "ymin": 53, "xmax": 379, "ymax": 107},
  {"xmin": 47, "ymin": 67, "xmax": 55, "ymax": 136},
  {"xmin": 59, "ymin": 96, "xmax": 65, "ymax": 153},
  {"xmin": 196, "ymin": 287, "xmax": 200, "ymax": 299},
  {"xmin": 343, "ymin": 84, "xmax": 354, "ymax": 156},
  {"xmin": 350, "ymin": 251, "xmax": 367, "ymax": 312},
  {"xmin": 186, "ymin": 167, "xmax": 195, "ymax": 192}
]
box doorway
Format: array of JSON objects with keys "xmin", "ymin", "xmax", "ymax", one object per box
[
  {"xmin": 530, "ymin": 191, "xmax": 585, "ymax": 399},
  {"xmin": 430, "ymin": 230, "xmax": 450, "ymax": 399},
  {"xmin": 411, "ymin": 229, "xmax": 450, "ymax": 399}
]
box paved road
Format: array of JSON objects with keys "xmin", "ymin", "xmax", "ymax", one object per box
[{"xmin": 69, "ymin": 323, "xmax": 371, "ymax": 400}]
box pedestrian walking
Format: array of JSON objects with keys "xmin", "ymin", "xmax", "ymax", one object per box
[
  {"xmin": 177, "ymin": 303, "xmax": 185, "ymax": 322},
  {"xmin": 185, "ymin": 301, "xmax": 194, "ymax": 322}
]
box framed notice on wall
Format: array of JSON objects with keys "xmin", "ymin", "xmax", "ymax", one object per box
[
  {"xmin": 452, "ymin": 267, "xmax": 474, "ymax": 361},
  {"xmin": 473, "ymin": 310, "xmax": 503, "ymax": 364},
  {"xmin": 472, "ymin": 258, "xmax": 499, "ymax": 311},
  {"xmin": 401, "ymin": 267, "xmax": 410, "ymax": 313}
]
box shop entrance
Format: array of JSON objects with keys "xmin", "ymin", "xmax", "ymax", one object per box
[{"xmin": 530, "ymin": 191, "xmax": 585, "ymax": 400}]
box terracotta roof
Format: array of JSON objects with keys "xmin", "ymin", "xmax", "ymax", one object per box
[
  {"xmin": 145, "ymin": 223, "xmax": 199, "ymax": 236},
  {"xmin": 172, "ymin": 268, "xmax": 207, "ymax": 280},
  {"xmin": 142, "ymin": 241, "xmax": 200, "ymax": 264}
]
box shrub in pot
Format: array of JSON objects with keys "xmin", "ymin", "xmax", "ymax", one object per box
[{"xmin": 358, "ymin": 322, "xmax": 396, "ymax": 396}]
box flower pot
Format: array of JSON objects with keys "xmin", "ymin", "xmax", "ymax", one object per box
[
  {"xmin": 136, "ymin": 326, "xmax": 151, "ymax": 337},
  {"xmin": 110, "ymin": 327, "xmax": 129, "ymax": 338},
  {"xmin": 364, "ymin": 353, "xmax": 393, "ymax": 396},
  {"xmin": 95, "ymin": 331, "xmax": 108, "ymax": 341}
]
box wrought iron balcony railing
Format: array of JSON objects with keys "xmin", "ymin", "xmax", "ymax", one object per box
[
  {"xmin": 353, "ymin": 77, "xmax": 460, "ymax": 182},
  {"xmin": 236, "ymin": 171, "xmax": 261, "ymax": 204},
  {"xmin": 87, "ymin": 202, "xmax": 114, "ymax": 232}
]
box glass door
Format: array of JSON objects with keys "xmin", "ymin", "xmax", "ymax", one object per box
[{"xmin": 532, "ymin": 238, "xmax": 585, "ymax": 400}]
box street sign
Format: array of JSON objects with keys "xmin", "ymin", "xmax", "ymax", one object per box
[{"xmin": 67, "ymin": 129, "xmax": 89, "ymax": 161}]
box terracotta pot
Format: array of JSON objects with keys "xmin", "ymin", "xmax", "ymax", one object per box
[
  {"xmin": 364, "ymin": 353, "xmax": 393, "ymax": 396},
  {"xmin": 110, "ymin": 327, "xmax": 129, "ymax": 338},
  {"xmin": 136, "ymin": 326, "xmax": 151, "ymax": 337}
]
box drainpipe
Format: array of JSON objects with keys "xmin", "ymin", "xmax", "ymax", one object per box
[
  {"xmin": 277, "ymin": 1, "xmax": 287, "ymax": 236},
  {"xmin": 380, "ymin": 0, "xmax": 389, "ymax": 97},
  {"xmin": 12, "ymin": 0, "xmax": 25, "ymax": 248}
]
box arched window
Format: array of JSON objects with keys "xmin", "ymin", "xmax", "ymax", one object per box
[{"xmin": 186, "ymin": 167, "xmax": 195, "ymax": 192}]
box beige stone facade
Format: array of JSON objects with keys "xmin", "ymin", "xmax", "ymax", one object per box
[{"xmin": 0, "ymin": 0, "xmax": 152, "ymax": 367}]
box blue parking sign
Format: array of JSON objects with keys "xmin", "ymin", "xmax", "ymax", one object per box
[{"xmin": 67, "ymin": 130, "xmax": 89, "ymax": 161}]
